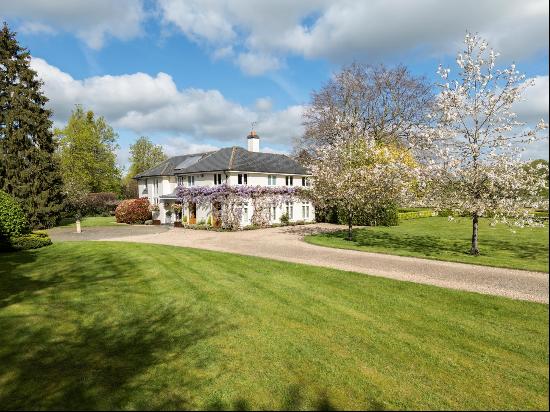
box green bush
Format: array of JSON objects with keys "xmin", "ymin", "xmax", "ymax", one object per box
[
  {"xmin": 336, "ymin": 203, "xmax": 399, "ymax": 226},
  {"xmin": 280, "ymin": 213, "xmax": 290, "ymax": 226},
  {"xmin": 0, "ymin": 190, "xmax": 30, "ymax": 240},
  {"xmin": 398, "ymin": 210, "xmax": 436, "ymax": 220},
  {"xmin": 1, "ymin": 232, "xmax": 52, "ymax": 252}
]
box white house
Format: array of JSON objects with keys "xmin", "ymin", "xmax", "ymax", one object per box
[{"xmin": 134, "ymin": 131, "xmax": 314, "ymax": 226}]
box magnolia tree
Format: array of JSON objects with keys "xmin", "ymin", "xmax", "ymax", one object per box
[
  {"xmin": 421, "ymin": 32, "xmax": 549, "ymax": 255},
  {"xmin": 310, "ymin": 122, "xmax": 417, "ymax": 240}
]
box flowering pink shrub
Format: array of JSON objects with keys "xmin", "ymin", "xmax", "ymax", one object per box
[{"xmin": 115, "ymin": 198, "xmax": 152, "ymax": 224}]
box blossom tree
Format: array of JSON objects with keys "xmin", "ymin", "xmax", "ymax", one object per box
[
  {"xmin": 309, "ymin": 120, "xmax": 417, "ymax": 241},
  {"xmin": 422, "ymin": 32, "xmax": 549, "ymax": 255}
]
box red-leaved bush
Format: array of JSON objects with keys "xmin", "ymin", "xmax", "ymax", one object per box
[{"xmin": 115, "ymin": 198, "xmax": 152, "ymax": 224}]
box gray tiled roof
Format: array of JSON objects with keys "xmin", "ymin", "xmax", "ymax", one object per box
[
  {"xmin": 135, "ymin": 146, "xmax": 308, "ymax": 178},
  {"xmin": 133, "ymin": 152, "xmax": 212, "ymax": 178}
]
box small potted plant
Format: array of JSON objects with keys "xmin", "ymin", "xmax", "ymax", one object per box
[
  {"xmin": 150, "ymin": 203, "xmax": 161, "ymax": 225},
  {"xmin": 165, "ymin": 209, "xmax": 172, "ymax": 224},
  {"xmin": 172, "ymin": 203, "xmax": 183, "ymax": 227}
]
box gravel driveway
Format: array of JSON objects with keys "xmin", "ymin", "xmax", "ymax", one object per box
[
  {"xmin": 48, "ymin": 224, "xmax": 169, "ymax": 241},
  {"xmin": 87, "ymin": 223, "xmax": 549, "ymax": 304}
]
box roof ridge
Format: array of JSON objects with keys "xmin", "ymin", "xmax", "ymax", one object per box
[{"xmin": 228, "ymin": 146, "xmax": 237, "ymax": 169}]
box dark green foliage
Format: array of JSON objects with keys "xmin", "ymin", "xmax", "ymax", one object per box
[
  {"xmin": 5, "ymin": 231, "xmax": 52, "ymax": 251},
  {"xmin": 280, "ymin": 212, "xmax": 290, "ymax": 225},
  {"xmin": 65, "ymin": 192, "xmax": 119, "ymax": 217},
  {"xmin": 316, "ymin": 204, "xmax": 399, "ymax": 226},
  {"xmin": 0, "ymin": 190, "xmax": 29, "ymax": 239},
  {"xmin": 0, "ymin": 23, "xmax": 64, "ymax": 228}
]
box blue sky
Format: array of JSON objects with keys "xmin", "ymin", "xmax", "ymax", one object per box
[{"xmin": 1, "ymin": 0, "xmax": 548, "ymax": 168}]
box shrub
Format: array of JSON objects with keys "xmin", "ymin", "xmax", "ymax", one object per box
[
  {"xmin": 84, "ymin": 192, "xmax": 119, "ymax": 216},
  {"xmin": 398, "ymin": 210, "xmax": 436, "ymax": 220},
  {"xmin": 280, "ymin": 213, "xmax": 290, "ymax": 225},
  {"xmin": 7, "ymin": 232, "xmax": 52, "ymax": 251},
  {"xmin": 66, "ymin": 192, "xmax": 119, "ymax": 217},
  {"xmin": 207, "ymin": 216, "xmax": 212, "ymax": 226},
  {"xmin": 1, "ymin": 231, "xmax": 52, "ymax": 252},
  {"xmin": 115, "ymin": 198, "xmax": 152, "ymax": 224},
  {"xmin": 0, "ymin": 190, "xmax": 30, "ymax": 240},
  {"xmin": 335, "ymin": 203, "xmax": 399, "ymax": 226}
]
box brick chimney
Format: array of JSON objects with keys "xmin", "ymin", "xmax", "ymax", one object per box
[{"xmin": 247, "ymin": 130, "xmax": 260, "ymax": 152}]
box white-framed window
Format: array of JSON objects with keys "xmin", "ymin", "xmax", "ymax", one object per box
[
  {"xmin": 301, "ymin": 177, "xmax": 310, "ymax": 187},
  {"xmin": 285, "ymin": 176, "xmax": 293, "ymax": 186},
  {"xmin": 238, "ymin": 173, "xmax": 248, "ymax": 185},
  {"xmin": 268, "ymin": 175, "xmax": 277, "ymax": 185},
  {"xmin": 177, "ymin": 176, "xmax": 185, "ymax": 186},
  {"xmin": 187, "ymin": 175, "xmax": 195, "ymax": 186},
  {"xmin": 302, "ymin": 202, "xmax": 310, "ymax": 219},
  {"xmin": 270, "ymin": 204, "xmax": 277, "ymax": 221},
  {"xmin": 214, "ymin": 173, "xmax": 223, "ymax": 185},
  {"xmin": 285, "ymin": 201, "xmax": 294, "ymax": 220}
]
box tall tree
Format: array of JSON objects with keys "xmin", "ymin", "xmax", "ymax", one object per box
[
  {"xmin": 127, "ymin": 136, "xmax": 167, "ymax": 177},
  {"xmin": 0, "ymin": 23, "xmax": 64, "ymax": 228},
  {"xmin": 121, "ymin": 136, "xmax": 167, "ymax": 198},
  {"xmin": 300, "ymin": 63, "xmax": 433, "ymax": 154},
  {"xmin": 56, "ymin": 105, "xmax": 122, "ymax": 195},
  {"xmin": 422, "ymin": 33, "xmax": 548, "ymax": 255}
]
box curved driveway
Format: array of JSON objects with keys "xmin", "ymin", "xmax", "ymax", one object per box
[{"xmin": 80, "ymin": 223, "xmax": 550, "ymax": 304}]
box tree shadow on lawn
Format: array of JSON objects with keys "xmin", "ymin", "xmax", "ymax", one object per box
[
  {"xmin": 326, "ymin": 229, "xmax": 548, "ymax": 261},
  {"xmin": 0, "ymin": 247, "xmax": 229, "ymax": 410},
  {"xmin": 204, "ymin": 382, "xmax": 385, "ymax": 411},
  {"xmin": 0, "ymin": 305, "xmax": 227, "ymax": 410}
]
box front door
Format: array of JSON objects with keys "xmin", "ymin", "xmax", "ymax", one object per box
[
  {"xmin": 212, "ymin": 202, "xmax": 222, "ymax": 227},
  {"xmin": 189, "ymin": 202, "xmax": 197, "ymax": 224}
]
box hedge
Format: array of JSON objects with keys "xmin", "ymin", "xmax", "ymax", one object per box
[
  {"xmin": 316, "ymin": 204, "xmax": 399, "ymax": 226},
  {"xmin": 0, "ymin": 231, "xmax": 52, "ymax": 252},
  {"xmin": 115, "ymin": 198, "xmax": 152, "ymax": 224},
  {"xmin": 398, "ymin": 210, "xmax": 437, "ymax": 220},
  {"xmin": 0, "ymin": 190, "xmax": 30, "ymax": 239},
  {"xmin": 8, "ymin": 232, "xmax": 52, "ymax": 250}
]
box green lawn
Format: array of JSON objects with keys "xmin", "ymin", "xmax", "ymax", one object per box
[
  {"xmin": 57, "ymin": 215, "xmax": 118, "ymax": 228},
  {"xmin": 1, "ymin": 242, "xmax": 548, "ymax": 410},
  {"xmin": 305, "ymin": 217, "xmax": 549, "ymax": 272}
]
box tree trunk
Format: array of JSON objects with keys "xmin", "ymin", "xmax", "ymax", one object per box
[
  {"xmin": 470, "ymin": 213, "xmax": 479, "ymax": 255},
  {"xmin": 347, "ymin": 209, "xmax": 353, "ymax": 241}
]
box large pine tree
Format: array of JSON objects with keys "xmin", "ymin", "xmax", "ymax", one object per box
[{"xmin": 0, "ymin": 23, "xmax": 64, "ymax": 228}]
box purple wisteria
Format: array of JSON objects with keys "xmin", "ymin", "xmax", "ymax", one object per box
[{"xmin": 175, "ymin": 183, "xmax": 309, "ymax": 229}]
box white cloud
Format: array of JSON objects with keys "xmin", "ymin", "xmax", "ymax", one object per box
[
  {"xmin": 161, "ymin": 137, "xmax": 220, "ymax": 157},
  {"xmin": 31, "ymin": 57, "xmax": 305, "ymax": 150},
  {"xmin": 255, "ymin": 97, "xmax": 273, "ymax": 112},
  {"xmin": 236, "ymin": 52, "xmax": 281, "ymax": 76},
  {"xmin": 0, "ymin": 0, "xmax": 145, "ymax": 49},
  {"xmin": 514, "ymin": 76, "xmax": 549, "ymax": 126},
  {"xmin": 159, "ymin": 0, "xmax": 548, "ymax": 74}
]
